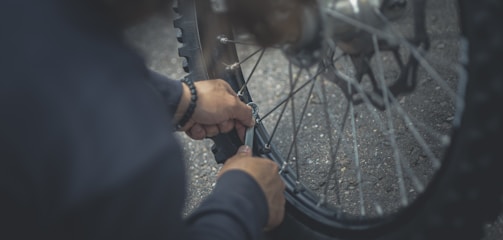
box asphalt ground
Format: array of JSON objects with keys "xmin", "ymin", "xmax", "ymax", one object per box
[{"xmin": 126, "ymin": 8, "xmax": 502, "ymax": 240}]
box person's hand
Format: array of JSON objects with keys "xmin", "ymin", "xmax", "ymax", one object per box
[
  {"xmin": 218, "ymin": 145, "xmax": 286, "ymax": 230},
  {"xmin": 174, "ymin": 79, "xmax": 254, "ymax": 140}
]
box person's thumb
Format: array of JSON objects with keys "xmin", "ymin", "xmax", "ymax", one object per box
[
  {"xmin": 236, "ymin": 145, "xmax": 252, "ymax": 157},
  {"xmin": 219, "ymin": 145, "xmax": 253, "ymax": 179}
]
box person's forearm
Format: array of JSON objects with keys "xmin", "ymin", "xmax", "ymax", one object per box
[{"xmin": 185, "ymin": 170, "xmax": 268, "ymax": 240}]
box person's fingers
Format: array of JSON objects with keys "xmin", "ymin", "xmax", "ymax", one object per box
[
  {"xmin": 226, "ymin": 145, "xmax": 252, "ymax": 161},
  {"xmin": 235, "ymin": 121, "xmax": 247, "ymax": 142},
  {"xmin": 218, "ymin": 145, "xmax": 252, "ymax": 178},
  {"xmin": 218, "ymin": 149, "xmax": 286, "ymax": 230},
  {"xmin": 223, "ymin": 145, "xmax": 252, "ymax": 164},
  {"xmin": 216, "ymin": 79, "xmax": 254, "ymax": 127},
  {"xmin": 218, "ymin": 119, "xmax": 235, "ymax": 133},
  {"xmin": 203, "ymin": 125, "xmax": 220, "ymax": 138},
  {"xmin": 265, "ymin": 190, "xmax": 286, "ymax": 230},
  {"xmin": 265, "ymin": 164, "xmax": 286, "ymax": 230},
  {"xmin": 185, "ymin": 121, "xmax": 236, "ymax": 140},
  {"xmin": 186, "ymin": 124, "xmax": 205, "ymax": 140},
  {"xmin": 236, "ymin": 145, "xmax": 252, "ymax": 157},
  {"xmin": 229, "ymin": 100, "xmax": 255, "ymax": 127}
]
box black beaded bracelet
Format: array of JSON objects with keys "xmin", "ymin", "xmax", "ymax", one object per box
[{"xmin": 176, "ymin": 78, "xmax": 198, "ymax": 130}]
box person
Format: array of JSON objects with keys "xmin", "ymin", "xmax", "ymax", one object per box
[{"xmin": 0, "ymin": 0, "xmax": 285, "ymax": 239}]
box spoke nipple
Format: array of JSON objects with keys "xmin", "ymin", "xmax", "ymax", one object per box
[
  {"xmin": 279, "ymin": 162, "xmax": 288, "ymax": 174},
  {"xmin": 317, "ymin": 194, "xmax": 326, "ymax": 207},
  {"xmin": 293, "ymin": 182, "xmax": 305, "ymax": 194},
  {"xmin": 375, "ymin": 204, "xmax": 383, "ymax": 216},
  {"xmin": 226, "ymin": 62, "xmax": 240, "ymax": 71},
  {"xmin": 259, "ymin": 145, "xmax": 271, "ymax": 154},
  {"xmin": 217, "ymin": 35, "xmax": 229, "ymax": 44}
]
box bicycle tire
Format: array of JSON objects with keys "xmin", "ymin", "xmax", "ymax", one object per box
[{"xmin": 174, "ymin": 0, "xmax": 503, "ymax": 239}]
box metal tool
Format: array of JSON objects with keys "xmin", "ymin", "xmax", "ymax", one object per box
[{"xmin": 244, "ymin": 102, "xmax": 259, "ymax": 149}]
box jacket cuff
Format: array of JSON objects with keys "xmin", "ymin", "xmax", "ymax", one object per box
[
  {"xmin": 186, "ymin": 170, "xmax": 269, "ymax": 240},
  {"xmin": 147, "ymin": 70, "xmax": 183, "ymax": 118}
]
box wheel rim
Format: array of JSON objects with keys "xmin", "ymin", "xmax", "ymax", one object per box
[{"xmin": 181, "ymin": 0, "xmax": 463, "ymax": 233}]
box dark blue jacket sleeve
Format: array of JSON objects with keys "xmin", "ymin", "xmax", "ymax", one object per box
[
  {"xmin": 0, "ymin": 1, "xmax": 269, "ymax": 239},
  {"xmin": 147, "ymin": 70, "xmax": 183, "ymax": 117},
  {"xmin": 186, "ymin": 171, "xmax": 269, "ymax": 240}
]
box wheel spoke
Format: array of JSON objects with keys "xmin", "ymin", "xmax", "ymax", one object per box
[
  {"xmin": 290, "ymin": 65, "xmax": 301, "ymax": 180},
  {"xmin": 332, "ymin": 55, "xmax": 442, "ymax": 173},
  {"xmin": 373, "ymin": 35, "xmax": 409, "ymax": 205},
  {"xmin": 225, "ymin": 48, "xmax": 264, "ymax": 70},
  {"xmin": 218, "ymin": 36, "xmax": 259, "ymax": 46},
  {"xmin": 374, "ymin": 10, "xmax": 458, "ymax": 101},
  {"xmin": 325, "ymin": 8, "xmax": 457, "ymax": 100},
  {"xmin": 348, "ymin": 83, "xmax": 367, "ymax": 215},
  {"xmin": 260, "ymin": 67, "xmax": 326, "ymax": 121},
  {"xmin": 322, "ymin": 100, "xmax": 349, "ymax": 206},
  {"xmin": 331, "ymin": 66, "xmax": 387, "ymax": 134},
  {"xmin": 285, "ymin": 69, "xmax": 320, "ymax": 182},
  {"xmin": 238, "ymin": 48, "xmax": 266, "ymax": 96},
  {"xmin": 266, "ymin": 64, "xmax": 303, "ymax": 147},
  {"xmin": 388, "ymin": 94, "xmax": 442, "ymax": 169},
  {"xmin": 402, "ymin": 112, "xmax": 451, "ymax": 147}
]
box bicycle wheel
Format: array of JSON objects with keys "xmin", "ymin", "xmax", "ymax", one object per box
[{"xmin": 174, "ymin": 0, "xmax": 503, "ymax": 239}]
